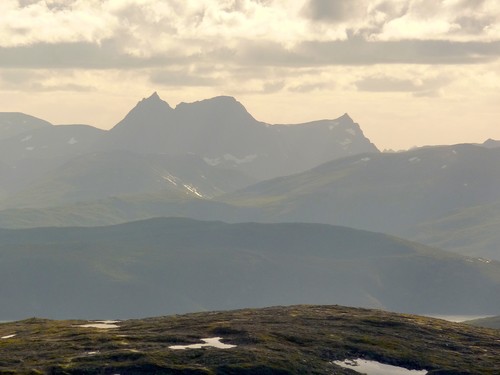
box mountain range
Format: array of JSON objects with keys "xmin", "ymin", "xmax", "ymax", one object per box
[
  {"xmin": 0, "ymin": 93, "xmax": 377, "ymax": 207},
  {"xmin": 1, "ymin": 92, "xmax": 500, "ymax": 324},
  {"xmin": 221, "ymin": 143, "xmax": 500, "ymax": 260},
  {"xmin": 1, "ymin": 122, "xmax": 499, "ymax": 260}
]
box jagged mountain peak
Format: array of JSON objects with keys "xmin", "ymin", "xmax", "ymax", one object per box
[
  {"xmin": 136, "ymin": 91, "xmax": 172, "ymax": 110},
  {"xmin": 340, "ymin": 112, "xmax": 352, "ymax": 121},
  {"xmin": 110, "ymin": 92, "xmax": 173, "ymax": 132}
]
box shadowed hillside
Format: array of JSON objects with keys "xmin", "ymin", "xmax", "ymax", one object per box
[{"xmin": 1, "ymin": 218, "xmax": 500, "ymax": 320}]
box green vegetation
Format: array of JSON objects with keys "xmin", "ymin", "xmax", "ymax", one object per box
[{"xmin": 0, "ymin": 305, "xmax": 499, "ymax": 374}]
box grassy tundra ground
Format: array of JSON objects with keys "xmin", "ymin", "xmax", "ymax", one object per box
[{"xmin": 0, "ymin": 305, "xmax": 499, "ymax": 374}]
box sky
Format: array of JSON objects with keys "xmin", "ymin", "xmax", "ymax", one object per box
[{"xmin": 0, "ymin": 0, "xmax": 499, "ymax": 150}]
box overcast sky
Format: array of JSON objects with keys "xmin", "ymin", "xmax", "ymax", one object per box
[{"xmin": 1, "ymin": 0, "xmax": 499, "ymax": 150}]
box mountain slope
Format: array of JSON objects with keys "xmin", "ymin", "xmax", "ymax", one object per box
[
  {"xmin": 106, "ymin": 93, "xmax": 378, "ymax": 180},
  {"xmin": 0, "ymin": 112, "xmax": 52, "ymax": 140},
  {"xmin": 0, "ymin": 189, "xmax": 263, "ymax": 228},
  {"xmin": 413, "ymin": 200, "xmax": 500, "ymax": 260},
  {"xmin": 0, "ymin": 124, "xmax": 104, "ymax": 164},
  {"xmin": 0, "ymin": 93, "xmax": 378, "ymax": 208},
  {"xmin": 0, "ymin": 123, "xmax": 105, "ymax": 196},
  {"xmin": 465, "ymin": 315, "xmax": 500, "ymax": 329},
  {"xmin": 1, "ymin": 218, "xmax": 499, "ymax": 320},
  {"xmin": 222, "ymin": 144, "xmax": 500, "ymax": 259},
  {"xmin": 482, "ymin": 138, "xmax": 500, "ymax": 148},
  {"xmin": 1, "ymin": 151, "xmax": 256, "ymax": 209}
]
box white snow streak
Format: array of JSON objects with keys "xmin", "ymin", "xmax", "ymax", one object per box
[
  {"xmin": 333, "ymin": 359, "xmax": 427, "ymax": 375},
  {"xmin": 169, "ymin": 337, "xmax": 236, "ymax": 350}
]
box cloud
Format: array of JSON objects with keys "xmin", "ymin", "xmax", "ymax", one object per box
[
  {"xmin": 354, "ymin": 74, "xmax": 450, "ymax": 96},
  {"xmin": 302, "ymin": 0, "xmax": 366, "ymax": 23},
  {"xmin": 287, "ymin": 82, "xmax": 332, "ymax": 93},
  {"xmin": 373, "ymin": 0, "xmax": 500, "ymax": 41},
  {"xmin": 0, "ymin": 0, "xmax": 499, "ymax": 103},
  {"xmin": 0, "ymin": 0, "xmax": 118, "ymax": 47},
  {"xmin": 0, "ymin": 0, "xmax": 498, "ymax": 72},
  {"xmin": 0, "ymin": 69, "xmax": 95, "ymax": 92},
  {"xmin": 235, "ymin": 37, "xmax": 500, "ymax": 67},
  {"xmin": 150, "ymin": 68, "xmax": 218, "ymax": 87},
  {"xmin": 0, "ymin": 40, "xmax": 181, "ymax": 69}
]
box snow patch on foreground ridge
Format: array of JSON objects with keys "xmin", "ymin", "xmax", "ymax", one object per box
[
  {"xmin": 76, "ymin": 322, "xmax": 236, "ymax": 351},
  {"xmin": 1, "ymin": 334, "xmax": 16, "ymax": 339},
  {"xmin": 334, "ymin": 358, "xmax": 427, "ymax": 375},
  {"xmin": 78, "ymin": 320, "xmax": 120, "ymax": 329},
  {"xmin": 169, "ymin": 337, "xmax": 236, "ymax": 350}
]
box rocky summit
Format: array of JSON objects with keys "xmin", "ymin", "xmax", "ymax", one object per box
[{"xmin": 0, "ymin": 305, "xmax": 499, "ymax": 374}]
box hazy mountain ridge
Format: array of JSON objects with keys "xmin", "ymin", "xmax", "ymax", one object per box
[
  {"xmin": 0, "ymin": 112, "xmax": 52, "ymax": 140},
  {"xmin": 0, "ymin": 93, "xmax": 377, "ymax": 209},
  {"xmin": 221, "ymin": 143, "xmax": 500, "ymax": 260},
  {"xmin": 413, "ymin": 200, "xmax": 500, "ymax": 260},
  {"xmin": 465, "ymin": 315, "xmax": 500, "ymax": 329},
  {"xmin": 1, "ymin": 217, "xmax": 499, "ymax": 320},
  {"xmin": 481, "ymin": 138, "xmax": 500, "ymax": 149},
  {"xmin": 106, "ymin": 93, "xmax": 378, "ymax": 181},
  {"xmin": 2, "ymin": 94, "xmax": 499, "ymax": 263},
  {"xmin": 2, "ymin": 151, "xmax": 257, "ymax": 209},
  {"xmin": 1, "ymin": 140, "xmax": 499, "ymax": 262}
]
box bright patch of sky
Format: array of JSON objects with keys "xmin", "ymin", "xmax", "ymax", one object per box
[{"xmin": 1, "ymin": 0, "xmax": 500, "ymax": 150}]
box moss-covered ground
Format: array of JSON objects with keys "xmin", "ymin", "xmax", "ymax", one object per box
[{"xmin": 0, "ymin": 305, "xmax": 499, "ymax": 374}]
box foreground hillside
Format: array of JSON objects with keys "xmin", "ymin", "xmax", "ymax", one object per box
[
  {"xmin": 1, "ymin": 218, "xmax": 500, "ymax": 320},
  {"xmin": 0, "ymin": 305, "xmax": 498, "ymax": 374}
]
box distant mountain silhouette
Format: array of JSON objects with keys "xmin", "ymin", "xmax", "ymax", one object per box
[
  {"xmin": 0, "ymin": 112, "xmax": 52, "ymax": 140},
  {"xmin": 106, "ymin": 93, "xmax": 379, "ymax": 180},
  {"xmin": 0, "ymin": 93, "xmax": 377, "ymax": 208},
  {"xmin": 482, "ymin": 138, "xmax": 500, "ymax": 149}
]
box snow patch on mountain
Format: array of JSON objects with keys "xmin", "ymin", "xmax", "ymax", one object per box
[
  {"xmin": 223, "ymin": 154, "xmax": 258, "ymax": 164},
  {"xmin": 184, "ymin": 184, "xmax": 203, "ymax": 198},
  {"xmin": 204, "ymin": 157, "xmax": 221, "ymax": 166},
  {"xmin": 340, "ymin": 139, "xmax": 352, "ymax": 147},
  {"xmin": 162, "ymin": 174, "xmax": 179, "ymax": 186}
]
